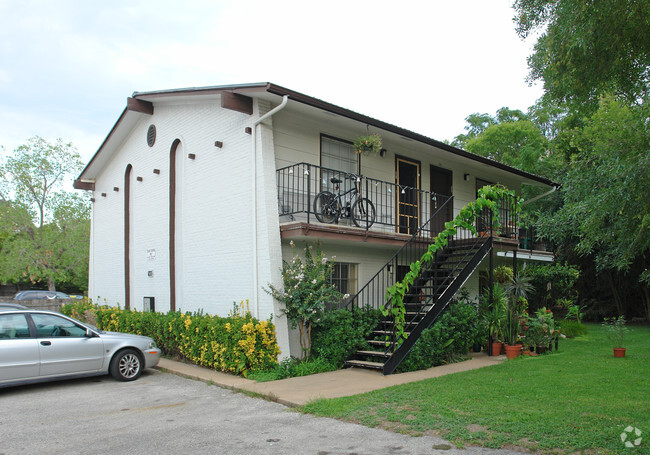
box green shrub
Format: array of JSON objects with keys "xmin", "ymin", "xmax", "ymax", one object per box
[
  {"xmin": 61, "ymin": 300, "xmax": 280, "ymax": 377},
  {"xmin": 525, "ymin": 263, "xmax": 580, "ymax": 312},
  {"xmin": 398, "ymin": 300, "xmax": 478, "ymax": 373},
  {"xmin": 311, "ymin": 308, "xmax": 382, "ymax": 367},
  {"xmin": 557, "ymin": 319, "xmax": 589, "ymax": 338},
  {"xmin": 248, "ymin": 356, "xmax": 338, "ymax": 382}
]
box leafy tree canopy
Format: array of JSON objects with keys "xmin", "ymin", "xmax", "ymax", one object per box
[
  {"xmin": 536, "ymin": 96, "xmax": 650, "ymax": 284},
  {"xmin": 0, "ymin": 137, "xmax": 90, "ymax": 292},
  {"xmin": 452, "ymin": 107, "xmax": 561, "ymax": 187},
  {"xmin": 513, "ymin": 0, "xmax": 650, "ymax": 111}
]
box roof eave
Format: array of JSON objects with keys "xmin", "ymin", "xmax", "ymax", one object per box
[{"xmin": 264, "ymin": 83, "xmax": 557, "ymax": 187}]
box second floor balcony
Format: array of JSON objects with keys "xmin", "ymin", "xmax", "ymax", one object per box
[{"xmin": 276, "ymin": 162, "xmax": 520, "ymax": 245}]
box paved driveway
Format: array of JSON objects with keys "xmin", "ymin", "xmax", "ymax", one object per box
[{"xmin": 0, "ymin": 370, "xmax": 523, "ymax": 455}]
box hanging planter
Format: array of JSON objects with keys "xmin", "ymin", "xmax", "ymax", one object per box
[{"xmin": 353, "ymin": 134, "xmax": 383, "ymax": 156}]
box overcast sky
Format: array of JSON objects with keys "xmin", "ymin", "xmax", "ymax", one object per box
[{"xmin": 0, "ymin": 0, "xmax": 543, "ymax": 163}]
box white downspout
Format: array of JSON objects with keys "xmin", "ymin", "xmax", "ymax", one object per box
[
  {"xmin": 251, "ymin": 95, "xmax": 289, "ymax": 318},
  {"xmin": 522, "ymin": 185, "xmax": 558, "ymax": 206}
]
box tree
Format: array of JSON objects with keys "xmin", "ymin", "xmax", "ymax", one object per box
[
  {"xmin": 535, "ymin": 96, "xmax": 650, "ymax": 317},
  {"xmin": 452, "ymin": 107, "xmax": 560, "ymax": 203},
  {"xmin": 0, "ymin": 137, "xmax": 90, "ymax": 292},
  {"xmin": 265, "ymin": 242, "xmax": 343, "ymax": 359},
  {"xmin": 513, "ymin": 0, "xmax": 650, "ymax": 111}
]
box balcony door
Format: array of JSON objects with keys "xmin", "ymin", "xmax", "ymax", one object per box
[
  {"xmin": 396, "ymin": 156, "xmax": 420, "ymax": 234},
  {"xmin": 430, "ymin": 165, "xmax": 453, "ymax": 235}
]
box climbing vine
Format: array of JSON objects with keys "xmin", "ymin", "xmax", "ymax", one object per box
[{"xmin": 382, "ymin": 185, "xmax": 520, "ymax": 345}]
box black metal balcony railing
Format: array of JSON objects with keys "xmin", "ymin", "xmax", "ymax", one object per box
[
  {"xmin": 276, "ymin": 163, "xmax": 452, "ymax": 236},
  {"xmin": 343, "ymin": 196, "xmax": 501, "ymax": 312},
  {"xmin": 478, "ymin": 192, "xmax": 519, "ymax": 240}
]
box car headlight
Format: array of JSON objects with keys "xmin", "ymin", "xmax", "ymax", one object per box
[{"xmin": 148, "ymin": 340, "xmax": 158, "ymax": 349}]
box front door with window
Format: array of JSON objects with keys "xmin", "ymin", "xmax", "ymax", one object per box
[{"xmin": 396, "ymin": 157, "xmax": 420, "ymax": 234}]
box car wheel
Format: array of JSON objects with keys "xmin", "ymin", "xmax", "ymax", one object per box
[{"xmin": 110, "ymin": 349, "xmax": 143, "ymax": 381}]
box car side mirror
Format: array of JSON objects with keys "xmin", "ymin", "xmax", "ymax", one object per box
[{"xmin": 85, "ymin": 328, "xmax": 97, "ymax": 338}]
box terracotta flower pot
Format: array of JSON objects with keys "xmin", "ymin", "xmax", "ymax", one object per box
[
  {"xmin": 522, "ymin": 349, "xmax": 531, "ymax": 356},
  {"xmin": 613, "ymin": 347, "xmax": 626, "ymax": 358},
  {"xmin": 504, "ymin": 344, "xmax": 522, "ymax": 359},
  {"xmin": 491, "ymin": 342, "xmax": 503, "ymax": 356}
]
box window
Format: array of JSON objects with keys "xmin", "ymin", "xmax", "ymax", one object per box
[
  {"xmin": 31, "ymin": 313, "xmax": 87, "ymax": 338},
  {"xmin": 0, "ymin": 314, "xmax": 30, "ymax": 339},
  {"xmin": 320, "ymin": 136, "xmax": 358, "ymax": 193},
  {"xmin": 330, "ymin": 263, "xmax": 358, "ymax": 296}
]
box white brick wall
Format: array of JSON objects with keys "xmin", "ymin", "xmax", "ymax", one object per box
[{"xmin": 89, "ymin": 96, "xmax": 292, "ymax": 357}]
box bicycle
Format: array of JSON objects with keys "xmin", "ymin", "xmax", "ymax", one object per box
[{"xmin": 313, "ymin": 173, "xmax": 376, "ymax": 229}]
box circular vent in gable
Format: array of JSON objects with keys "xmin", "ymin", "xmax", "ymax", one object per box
[{"xmin": 147, "ymin": 124, "xmax": 156, "ymax": 147}]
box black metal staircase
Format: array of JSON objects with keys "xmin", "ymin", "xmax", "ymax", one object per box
[{"xmin": 343, "ymin": 197, "xmax": 495, "ymax": 375}]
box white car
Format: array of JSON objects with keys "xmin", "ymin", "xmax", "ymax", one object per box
[{"xmin": 0, "ymin": 308, "xmax": 161, "ymax": 387}]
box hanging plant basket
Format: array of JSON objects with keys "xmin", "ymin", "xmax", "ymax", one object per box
[{"xmin": 353, "ymin": 134, "xmax": 383, "ymax": 156}]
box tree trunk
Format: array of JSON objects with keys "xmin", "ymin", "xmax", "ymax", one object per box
[
  {"xmin": 607, "ymin": 271, "xmax": 624, "ymax": 316},
  {"xmin": 641, "ymin": 284, "xmax": 650, "ymax": 321},
  {"xmin": 298, "ymin": 321, "xmax": 306, "ymax": 359},
  {"xmin": 48, "ymin": 279, "xmax": 56, "ymax": 292}
]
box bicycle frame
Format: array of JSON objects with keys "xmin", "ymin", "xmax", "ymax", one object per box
[{"xmin": 330, "ymin": 175, "xmax": 361, "ymax": 220}]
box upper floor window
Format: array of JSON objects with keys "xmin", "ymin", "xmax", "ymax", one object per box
[{"xmin": 320, "ymin": 135, "xmax": 358, "ymax": 193}]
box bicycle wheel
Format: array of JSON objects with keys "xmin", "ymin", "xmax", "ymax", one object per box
[
  {"xmin": 352, "ymin": 198, "xmax": 376, "ymax": 229},
  {"xmin": 313, "ymin": 191, "xmax": 337, "ymax": 223}
]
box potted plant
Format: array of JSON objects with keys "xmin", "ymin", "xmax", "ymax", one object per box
[
  {"xmin": 602, "ymin": 316, "xmax": 629, "ymax": 357},
  {"xmin": 525, "ymin": 316, "xmax": 544, "ymax": 355},
  {"xmin": 501, "ymin": 273, "xmax": 533, "ymax": 359},
  {"xmin": 486, "ymin": 307, "xmax": 504, "ymax": 355},
  {"xmin": 483, "ymin": 284, "xmax": 508, "ymax": 355},
  {"xmin": 353, "ymin": 134, "xmax": 382, "ymax": 156}
]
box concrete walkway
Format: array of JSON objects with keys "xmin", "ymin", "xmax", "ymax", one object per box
[{"xmin": 156, "ymin": 352, "xmax": 505, "ymax": 407}]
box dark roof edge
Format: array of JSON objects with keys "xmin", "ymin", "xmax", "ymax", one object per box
[
  {"xmin": 265, "ymin": 83, "xmax": 557, "ymax": 187},
  {"xmin": 77, "ymin": 106, "xmax": 129, "ymax": 181}
]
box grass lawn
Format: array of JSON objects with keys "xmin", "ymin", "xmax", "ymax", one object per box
[{"xmin": 301, "ymin": 324, "xmax": 650, "ymax": 454}]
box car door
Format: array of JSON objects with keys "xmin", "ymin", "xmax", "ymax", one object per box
[
  {"xmin": 0, "ymin": 313, "xmax": 40, "ymax": 383},
  {"xmin": 30, "ymin": 313, "xmax": 105, "ymax": 377}
]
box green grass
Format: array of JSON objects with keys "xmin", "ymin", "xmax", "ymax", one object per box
[{"xmin": 301, "ymin": 324, "xmax": 650, "ymax": 454}]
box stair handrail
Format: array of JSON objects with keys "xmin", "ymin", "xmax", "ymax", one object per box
[{"xmin": 344, "ymin": 195, "xmax": 455, "ymax": 312}]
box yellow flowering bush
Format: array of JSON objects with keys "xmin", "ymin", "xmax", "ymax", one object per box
[{"xmin": 61, "ymin": 300, "xmax": 280, "ymax": 377}]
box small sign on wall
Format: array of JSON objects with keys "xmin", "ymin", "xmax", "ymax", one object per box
[{"xmin": 147, "ymin": 249, "xmax": 156, "ymax": 260}]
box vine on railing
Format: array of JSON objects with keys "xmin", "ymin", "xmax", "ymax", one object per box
[{"xmin": 382, "ymin": 185, "xmax": 521, "ymax": 345}]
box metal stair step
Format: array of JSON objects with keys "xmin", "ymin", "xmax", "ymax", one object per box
[
  {"xmin": 355, "ymin": 350, "xmax": 392, "ymax": 358},
  {"xmin": 368, "ymin": 339, "xmax": 396, "ymax": 347},
  {"xmin": 345, "ymin": 359, "xmax": 385, "ymax": 370},
  {"xmin": 372, "ymin": 330, "xmax": 411, "ymax": 337},
  {"xmin": 380, "ymin": 320, "xmax": 421, "ymax": 327}
]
